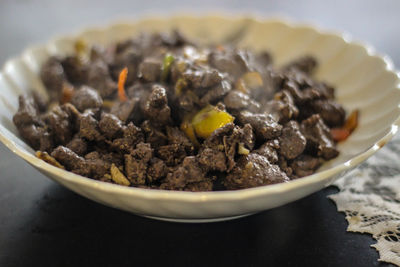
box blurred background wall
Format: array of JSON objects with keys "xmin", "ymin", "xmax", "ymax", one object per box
[{"xmin": 0, "ymin": 0, "xmax": 399, "ymax": 66}]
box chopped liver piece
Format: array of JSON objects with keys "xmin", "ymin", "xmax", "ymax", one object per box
[
  {"xmin": 160, "ymin": 156, "xmax": 209, "ymax": 191},
  {"xmin": 13, "ymin": 94, "xmax": 54, "ymax": 151},
  {"xmin": 198, "ymin": 148, "xmax": 227, "ymax": 172},
  {"xmin": 147, "ymin": 157, "xmax": 168, "ymax": 182},
  {"xmin": 84, "ymin": 151, "xmax": 111, "ymax": 179},
  {"xmin": 264, "ymin": 90, "xmax": 298, "ymax": 124},
  {"xmin": 284, "ymin": 55, "xmax": 317, "ymax": 74},
  {"xmin": 13, "ymin": 94, "xmax": 42, "ymax": 127},
  {"xmin": 300, "ymin": 114, "xmax": 339, "ymax": 160},
  {"xmin": 124, "ymin": 154, "xmax": 147, "ymax": 185},
  {"xmin": 51, "ymin": 146, "xmax": 91, "ymax": 177},
  {"xmin": 224, "ymin": 90, "xmax": 260, "ymax": 113},
  {"xmin": 40, "ymin": 57, "xmax": 66, "ymax": 101},
  {"xmin": 124, "ymin": 142, "xmax": 153, "ymax": 185},
  {"xmin": 254, "ymin": 140, "xmax": 279, "ymax": 164},
  {"xmin": 157, "ymin": 143, "xmax": 186, "ymax": 166},
  {"xmin": 99, "ymin": 113, "xmax": 123, "ymax": 139},
  {"xmin": 71, "ymin": 85, "xmax": 103, "ymax": 112},
  {"xmin": 279, "ymin": 120, "xmax": 306, "ymax": 160},
  {"xmin": 291, "ymin": 155, "xmax": 322, "ymax": 178},
  {"xmin": 79, "ymin": 111, "xmax": 103, "ymax": 142},
  {"xmin": 224, "ymin": 153, "xmax": 289, "ymax": 190},
  {"xmin": 143, "ymin": 85, "xmax": 171, "ymax": 125},
  {"xmin": 61, "ymin": 56, "xmax": 89, "ymax": 85},
  {"xmin": 110, "ymin": 98, "xmax": 139, "ymax": 122},
  {"xmin": 310, "ymin": 99, "xmax": 345, "ymax": 128},
  {"xmin": 66, "ymin": 134, "xmax": 88, "ymax": 156},
  {"xmin": 138, "ymin": 58, "xmax": 162, "ymax": 82},
  {"xmin": 86, "ymin": 59, "xmax": 117, "ymax": 98},
  {"xmin": 238, "ymin": 111, "xmax": 282, "ymax": 141},
  {"xmin": 44, "ymin": 105, "xmax": 74, "ymax": 145},
  {"xmin": 141, "ymin": 120, "xmax": 168, "ymax": 147}
]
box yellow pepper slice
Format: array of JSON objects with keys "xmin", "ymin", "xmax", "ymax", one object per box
[
  {"xmin": 192, "ymin": 105, "xmax": 234, "ymax": 139},
  {"xmin": 180, "ymin": 116, "xmax": 200, "ymax": 147}
]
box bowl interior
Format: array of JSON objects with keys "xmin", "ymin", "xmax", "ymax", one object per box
[{"xmin": 1, "ymin": 15, "xmax": 400, "ymax": 182}]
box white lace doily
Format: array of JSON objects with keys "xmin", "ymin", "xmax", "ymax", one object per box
[{"xmin": 329, "ymin": 135, "xmax": 400, "ymax": 266}]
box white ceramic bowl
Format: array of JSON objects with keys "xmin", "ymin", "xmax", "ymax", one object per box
[{"xmin": 1, "ymin": 15, "xmax": 399, "ymax": 223}]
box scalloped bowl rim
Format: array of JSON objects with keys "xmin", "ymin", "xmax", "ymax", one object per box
[{"xmin": 1, "ymin": 14, "xmax": 400, "ymax": 203}]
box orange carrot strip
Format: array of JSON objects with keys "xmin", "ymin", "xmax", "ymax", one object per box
[
  {"xmin": 331, "ymin": 128, "xmax": 350, "ymax": 142},
  {"xmin": 344, "ymin": 110, "xmax": 359, "ymax": 133},
  {"xmin": 118, "ymin": 67, "xmax": 128, "ymax": 102},
  {"xmin": 60, "ymin": 83, "xmax": 74, "ymax": 104},
  {"xmin": 331, "ymin": 109, "xmax": 359, "ymax": 142}
]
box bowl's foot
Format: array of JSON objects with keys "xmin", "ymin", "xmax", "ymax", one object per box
[{"xmin": 141, "ymin": 213, "xmax": 255, "ymax": 223}]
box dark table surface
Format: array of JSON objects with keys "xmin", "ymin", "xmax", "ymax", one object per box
[{"xmin": 1, "ymin": 1, "xmax": 399, "ymax": 266}]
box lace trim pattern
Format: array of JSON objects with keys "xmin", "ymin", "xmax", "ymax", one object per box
[{"xmin": 329, "ymin": 137, "xmax": 400, "ymax": 266}]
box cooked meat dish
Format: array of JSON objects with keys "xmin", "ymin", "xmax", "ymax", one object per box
[{"xmin": 13, "ymin": 30, "xmax": 357, "ymax": 191}]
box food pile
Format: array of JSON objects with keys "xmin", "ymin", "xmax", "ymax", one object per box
[{"xmin": 13, "ymin": 30, "xmax": 357, "ymax": 191}]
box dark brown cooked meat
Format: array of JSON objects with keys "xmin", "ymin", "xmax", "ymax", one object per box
[
  {"xmin": 157, "ymin": 143, "xmax": 186, "ymax": 166},
  {"xmin": 66, "ymin": 134, "xmax": 88, "ymax": 156},
  {"xmin": 84, "ymin": 151, "xmax": 112, "ymax": 179},
  {"xmin": 147, "ymin": 157, "xmax": 168, "ymax": 183},
  {"xmin": 310, "ymin": 99, "xmax": 346, "ymax": 127},
  {"xmin": 124, "ymin": 142, "xmax": 153, "ymax": 185},
  {"xmin": 143, "ymin": 85, "xmax": 171, "ymax": 125},
  {"xmin": 166, "ymin": 126, "xmax": 194, "ymax": 153},
  {"xmin": 13, "ymin": 30, "xmax": 349, "ymax": 191},
  {"xmin": 109, "ymin": 122, "xmax": 144, "ymax": 154},
  {"xmin": 284, "ymin": 56, "xmax": 317, "ymax": 74},
  {"xmin": 12, "ymin": 95, "xmax": 56, "ymax": 152},
  {"xmin": 198, "ymin": 148, "xmax": 227, "ymax": 172},
  {"xmin": 44, "ymin": 105, "xmax": 74, "ymax": 145},
  {"xmin": 141, "ymin": 120, "xmax": 168, "ymax": 147},
  {"xmin": 209, "ymin": 48, "xmax": 249, "ymax": 78},
  {"xmin": 264, "ymin": 90, "xmax": 298, "ymax": 123},
  {"xmin": 160, "ymin": 156, "xmax": 211, "ymax": 191},
  {"xmin": 110, "ymin": 98, "xmax": 139, "ymax": 122},
  {"xmin": 224, "ymin": 90, "xmax": 260, "ymax": 113},
  {"xmin": 40, "ymin": 57, "xmax": 66, "ymax": 101},
  {"xmin": 139, "ymin": 58, "xmax": 162, "ymax": 82},
  {"xmin": 255, "ymin": 140, "xmax": 279, "ymax": 164},
  {"xmin": 224, "ymin": 153, "xmax": 289, "ymax": 190},
  {"xmin": 279, "ymin": 120, "xmax": 306, "ymax": 160},
  {"xmin": 238, "ymin": 111, "xmax": 282, "ymax": 141},
  {"xmin": 79, "ymin": 111, "xmax": 103, "ymax": 142},
  {"xmin": 291, "ymin": 155, "xmax": 322, "ymax": 178},
  {"xmin": 61, "ymin": 56, "xmax": 89, "ymax": 85},
  {"xmin": 70, "ymin": 86, "xmax": 103, "ymax": 112},
  {"xmin": 51, "ymin": 146, "xmax": 91, "ymax": 177},
  {"xmin": 300, "ymin": 114, "xmax": 339, "ymax": 160},
  {"xmin": 13, "ymin": 94, "xmax": 42, "ymax": 127},
  {"xmin": 99, "ymin": 113, "xmax": 123, "ymax": 139},
  {"xmin": 86, "ymin": 59, "xmax": 117, "ymax": 98}
]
